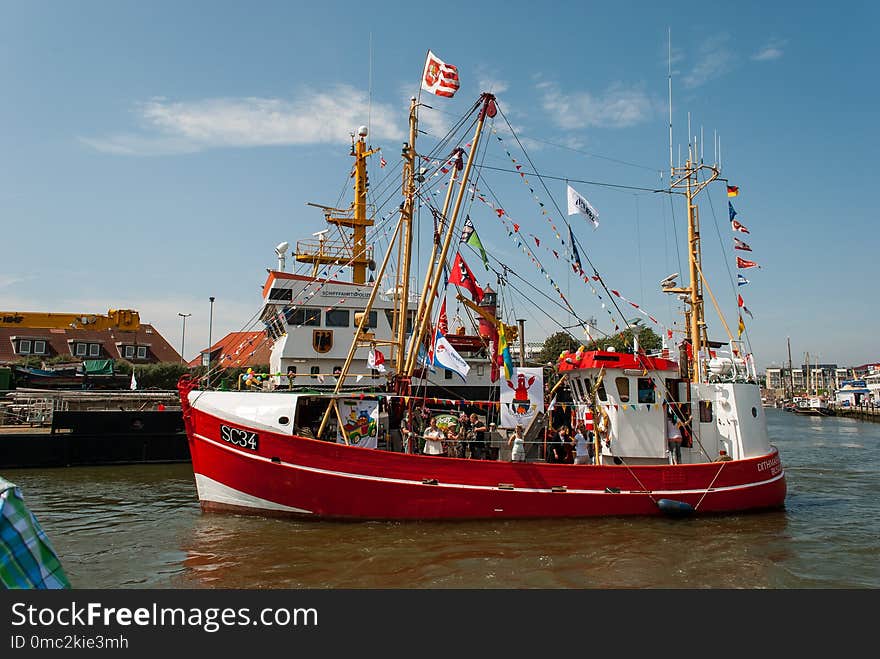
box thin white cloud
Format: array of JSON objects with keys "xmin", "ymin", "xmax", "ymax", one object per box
[
  {"xmin": 0, "ymin": 274, "xmax": 27, "ymax": 289},
  {"xmin": 477, "ymin": 77, "xmax": 508, "ymax": 95},
  {"xmin": 82, "ymin": 85, "xmax": 406, "ymax": 156},
  {"xmin": 682, "ymin": 35, "xmax": 735, "ymax": 88},
  {"xmin": 539, "ymin": 81, "xmax": 655, "ymax": 130},
  {"xmin": 751, "ymin": 40, "xmax": 786, "ymax": 61}
]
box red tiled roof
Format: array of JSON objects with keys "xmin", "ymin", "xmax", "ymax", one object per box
[
  {"xmin": 188, "ymin": 331, "xmax": 270, "ymax": 368},
  {"xmin": 0, "ymin": 324, "xmax": 181, "ymax": 364}
]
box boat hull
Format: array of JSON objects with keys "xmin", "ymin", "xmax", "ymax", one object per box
[{"xmin": 182, "ymin": 397, "xmax": 787, "ymax": 520}]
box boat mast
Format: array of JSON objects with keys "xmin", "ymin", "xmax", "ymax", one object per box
[
  {"xmin": 666, "ymin": 143, "xmax": 718, "ymax": 383},
  {"xmin": 392, "ymin": 97, "xmax": 419, "ymax": 377},
  {"xmin": 402, "ymin": 93, "xmax": 496, "ymax": 377},
  {"xmin": 787, "ymin": 336, "xmax": 794, "ymax": 399},
  {"xmin": 297, "ymin": 129, "xmax": 377, "ymax": 283}
]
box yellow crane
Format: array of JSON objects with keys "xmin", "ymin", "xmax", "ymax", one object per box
[{"xmin": 0, "ymin": 309, "xmax": 140, "ymax": 331}]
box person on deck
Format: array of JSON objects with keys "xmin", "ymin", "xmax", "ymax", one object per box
[
  {"xmin": 423, "ymin": 416, "xmax": 445, "ymax": 457},
  {"xmin": 573, "ymin": 423, "xmax": 591, "ymax": 465},
  {"xmin": 546, "ymin": 427, "xmax": 565, "ymax": 463},
  {"xmin": 467, "ymin": 413, "xmax": 488, "ymax": 460},
  {"xmin": 557, "ymin": 425, "xmax": 575, "ymax": 464},
  {"xmin": 508, "ymin": 424, "xmax": 526, "ymax": 462},
  {"xmin": 665, "ymin": 408, "xmax": 683, "ymax": 464}
]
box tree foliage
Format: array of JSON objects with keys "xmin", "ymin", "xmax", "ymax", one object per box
[
  {"xmin": 586, "ymin": 326, "xmax": 662, "ymax": 353},
  {"xmin": 535, "ymin": 331, "xmax": 580, "ymax": 365}
]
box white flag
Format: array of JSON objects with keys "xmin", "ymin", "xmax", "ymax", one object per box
[
  {"xmin": 432, "ymin": 329, "xmax": 470, "ymax": 381},
  {"xmin": 130, "ymin": 369, "xmax": 137, "ymax": 390},
  {"xmin": 567, "ymin": 185, "xmax": 599, "ymax": 229},
  {"xmin": 421, "ymin": 50, "xmax": 460, "ymax": 98}
]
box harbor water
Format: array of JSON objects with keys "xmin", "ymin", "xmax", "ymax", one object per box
[{"xmin": 3, "ymin": 408, "xmax": 878, "ymax": 588}]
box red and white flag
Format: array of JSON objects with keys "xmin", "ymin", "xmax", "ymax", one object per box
[
  {"xmin": 380, "ymin": 157, "xmax": 387, "ymax": 168},
  {"xmin": 449, "ymin": 251, "xmax": 484, "ymax": 302},
  {"xmin": 733, "ymin": 237, "xmax": 752, "ymax": 251},
  {"xmin": 437, "ymin": 298, "xmax": 449, "ymax": 335},
  {"xmin": 737, "ymin": 256, "xmax": 760, "ymax": 269},
  {"xmin": 731, "ymin": 219, "xmax": 750, "ymax": 234},
  {"xmin": 367, "ymin": 348, "xmax": 386, "ymax": 373},
  {"xmin": 421, "ymin": 50, "xmax": 460, "ymax": 98}
]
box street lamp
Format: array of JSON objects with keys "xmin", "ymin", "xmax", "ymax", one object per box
[
  {"xmin": 177, "ymin": 313, "xmax": 191, "ymax": 364},
  {"xmin": 206, "ymin": 297, "xmax": 215, "ymax": 386}
]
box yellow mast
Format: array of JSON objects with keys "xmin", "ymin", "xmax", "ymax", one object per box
[
  {"xmin": 296, "ymin": 128, "xmax": 377, "ymax": 283},
  {"xmin": 665, "ymin": 148, "xmax": 718, "ymax": 382},
  {"xmin": 403, "ymin": 93, "xmax": 496, "ymax": 377},
  {"xmin": 392, "ymin": 98, "xmax": 419, "ymax": 374}
]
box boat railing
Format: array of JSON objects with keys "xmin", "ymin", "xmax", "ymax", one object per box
[{"xmin": 295, "ymin": 238, "xmax": 373, "ymax": 265}]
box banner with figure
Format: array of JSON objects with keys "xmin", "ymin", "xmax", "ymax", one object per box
[
  {"xmin": 500, "ymin": 367, "xmax": 544, "ymax": 429},
  {"xmin": 337, "ymin": 398, "xmax": 379, "ymax": 448}
]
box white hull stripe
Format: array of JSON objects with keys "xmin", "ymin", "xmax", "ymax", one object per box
[
  {"xmin": 194, "ymin": 432, "xmax": 785, "ymax": 497},
  {"xmin": 194, "ymin": 473, "xmax": 313, "ymax": 514}
]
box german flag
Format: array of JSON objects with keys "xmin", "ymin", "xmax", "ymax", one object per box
[{"xmin": 727, "ymin": 185, "xmax": 739, "ymax": 197}]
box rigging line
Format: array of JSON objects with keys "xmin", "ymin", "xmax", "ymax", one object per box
[
  {"xmin": 516, "ymin": 134, "xmax": 661, "ymax": 173},
  {"xmin": 494, "ymin": 104, "xmax": 650, "ymax": 341},
  {"xmin": 476, "ymin": 163, "xmax": 676, "ymax": 195}
]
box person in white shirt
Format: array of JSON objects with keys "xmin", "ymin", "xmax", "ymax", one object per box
[
  {"xmin": 422, "ymin": 416, "xmax": 445, "ymax": 456},
  {"xmin": 573, "ymin": 423, "xmax": 591, "ymax": 464}
]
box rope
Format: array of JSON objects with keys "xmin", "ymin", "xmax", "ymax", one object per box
[{"xmin": 693, "ymin": 461, "xmax": 727, "ymax": 511}]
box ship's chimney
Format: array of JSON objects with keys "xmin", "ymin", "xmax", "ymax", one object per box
[{"xmin": 275, "ymin": 241, "xmax": 289, "ymax": 272}]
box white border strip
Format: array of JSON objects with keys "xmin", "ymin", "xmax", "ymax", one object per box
[
  {"xmin": 194, "ymin": 473, "xmax": 312, "ymax": 514},
  {"xmin": 194, "ymin": 432, "xmax": 785, "ymax": 497}
]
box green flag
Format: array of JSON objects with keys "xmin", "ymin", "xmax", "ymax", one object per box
[{"xmin": 461, "ymin": 215, "xmax": 489, "ymax": 270}]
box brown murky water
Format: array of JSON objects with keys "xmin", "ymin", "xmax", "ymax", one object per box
[{"xmin": 5, "ymin": 409, "xmax": 879, "ymax": 588}]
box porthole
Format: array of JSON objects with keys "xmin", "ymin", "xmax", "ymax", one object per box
[
  {"xmin": 278, "ymin": 416, "xmax": 290, "ymax": 425},
  {"xmin": 751, "ymin": 407, "xmax": 758, "ymax": 418}
]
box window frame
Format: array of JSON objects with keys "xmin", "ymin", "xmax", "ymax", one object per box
[
  {"xmin": 325, "ymin": 309, "xmax": 350, "ymax": 328},
  {"xmin": 636, "ymin": 377, "xmax": 656, "ymax": 404},
  {"xmin": 615, "ymin": 376, "xmax": 630, "ymax": 403}
]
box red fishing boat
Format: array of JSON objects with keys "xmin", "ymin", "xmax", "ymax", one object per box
[{"xmin": 179, "ymin": 60, "xmax": 786, "ymax": 520}]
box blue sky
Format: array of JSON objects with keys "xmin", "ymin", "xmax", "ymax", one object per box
[{"xmin": 1, "ymin": 1, "xmax": 876, "ymax": 370}]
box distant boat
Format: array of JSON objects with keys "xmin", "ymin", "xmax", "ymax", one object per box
[{"xmin": 793, "ymin": 396, "xmax": 835, "ymax": 416}]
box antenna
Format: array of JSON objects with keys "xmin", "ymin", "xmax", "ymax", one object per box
[
  {"xmin": 668, "ymin": 27, "xmax": 673, "ymax": 176},
  {"xmin": 700, "ymin": 125, "xmax": 704, "ymax": 162},
  {"xmin": 714, "ymin": 129, "xmax": 718, "ymax": 167},
  {"xmin": 367, "ymin": 32, "xmax": 373, "ymax": 137}
]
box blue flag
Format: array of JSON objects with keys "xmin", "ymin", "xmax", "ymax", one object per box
[
  {"xmin": 728, "ymin": 201, "xmax": 737, "ymax": 221},
  {"xmin": 737, "ymin": 274, "xmax": 749, "ymax": 287},
  {"xmin": 568, "ymin": 225, "xmax": 583, "ymax": 275}
]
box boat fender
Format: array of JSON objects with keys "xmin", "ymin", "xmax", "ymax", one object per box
[{"xmin": 657, "ymin": 499, "xmax": 695, "ymax": 517}]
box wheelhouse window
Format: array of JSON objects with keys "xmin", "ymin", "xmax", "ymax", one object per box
[
  {"xmin": 285, "ymin": 307, "xmax": 320, "ymax": 327},
  {"xmin": 615, "ymin": 377, "xmax": 630, "ymax": 403},
  {"xmin": 354, "ymin": 309, "xmax": 378, "ymax": 329},
  {"xmin": 268, "ymin": 287, "xmax": 293, "ymax": 301},
  {"xmin": 596, "ymin": 379, "xmax": 608, "ymax": 402},
  {"xmin": 570, "ymin": 378, "xmax": 585, "ymax": 402},
  {"xmin": 699, "ymin": 401, "xmax": 713, "ymax": 423},
  {"xmin": 637, "ymin": 378, "xmax": 655, "ymax": 403},
  {"xmin": 325, "ymin": 309, "xmax": 349, "ymax": 327}
]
